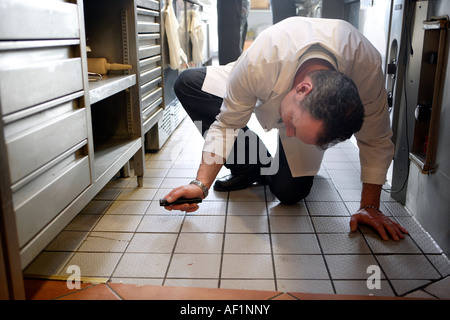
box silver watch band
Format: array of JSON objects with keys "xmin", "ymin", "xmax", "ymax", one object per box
[{"xmin": 190, "ymin": 179, "xmax": 209, "ymax": 198}]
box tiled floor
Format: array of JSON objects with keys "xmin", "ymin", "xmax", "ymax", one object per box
[{"xmin": 23, "ymin": 117, "xmax": 450, "ymax": 299}]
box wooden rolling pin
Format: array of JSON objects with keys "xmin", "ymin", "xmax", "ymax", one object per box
[{"xmin": 87, "ymin": 58, "xmax": 132, "ymax": 75}]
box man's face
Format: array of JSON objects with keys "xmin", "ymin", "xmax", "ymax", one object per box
[{"xmin": 280, "ymin": 88, "xmax": 324, "ymax": 145}]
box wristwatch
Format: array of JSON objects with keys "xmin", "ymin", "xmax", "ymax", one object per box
[{"xmin": 190, "ymin": 179, "xmax": 209, "ymax": 198}]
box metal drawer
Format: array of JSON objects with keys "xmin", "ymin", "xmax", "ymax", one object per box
[
  {"xmin": 6, "ymin": 108, "xmax": 88, "ymax": 184},
  {"xmin": 137, "ymin": 7, "xmax": 159, "ymax": 21},
  {"xmin": 138, "ymin": 34, "xmax": 160, "ymax": 54},
  {"xmin": 142, "ymin": 87, "xmax": 163, "ymax": 110},
  {"xmin": 136, "ymin": 0, "xmax": 159, "ymax": 11},
  {"xmin": 0, "ymin": 0, "xmax": 79, "ymax": 40},
  {"xmin": 14, "ymin": 156, "xmax": 90, "ymax": 248},
  {"xmin": 139, "ymin": 45, "xmax": 161, "ymax": 60},
  {"xmin": 140, "ymin": 65, "xmax": 162, "ymax": 84},
  {"xmin": 137, "ymin": 21, "xmax": 160, "ymax": 34},
  {"xmin": 139, "ymin": 55, "xmax": 161, "ymax": 69},
  {"xmin": 140, "ymin": 76, "xmax": 162, "ymax": 98},
  {"xmin": 140, "ymin": 55, "xmax": 161, "ymax": 72},
  {"xmin": 136, "ymin": 1, "xmax": 160, "ymax": 34},
  {"xmin": 0, "ymin": 54, "xmax": 83, "ymax": 116}
]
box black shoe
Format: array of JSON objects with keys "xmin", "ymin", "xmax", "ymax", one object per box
[{"xmin": 213, "ymin": 173, "xmax": 267, "ymax": 192}]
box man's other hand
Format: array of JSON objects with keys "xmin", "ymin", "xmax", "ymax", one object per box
[{"xmin": 350, "ymin": 207, "xmax": 409, "ymax": 241}]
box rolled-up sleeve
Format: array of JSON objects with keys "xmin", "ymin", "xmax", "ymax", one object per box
[
  {"xmin": 203, "ymin": 53, "xmax": 272, "ymax": 159},
  {"xmin": 354, "ymin": 65, "xmax": 395, "ymax": 185}
]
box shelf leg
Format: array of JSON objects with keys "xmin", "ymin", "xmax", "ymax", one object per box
[
  {"xmin": 137, "ymin": 175, "xmax": 143, "ymax": 187},
  {"xmin": 120, "ymin": 162, "xmax": 131, "ymax": 178}
]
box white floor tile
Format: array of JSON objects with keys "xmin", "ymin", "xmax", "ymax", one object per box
[
  {"xmin": 164, "ymin": 278, "xmax": 219, "ymax": 289},
  {"xmin": 167, "ymin": 254, "xmax": 221, "ymax": 278},
  {"xmin": 274, "ymin": 255, "xmax": 329, "ymax": 279},
  {"xmin": 276, "ymin": 279, "xmax": 334, "ymax": 294},
  {"xmin": 228, "ymin": 201, "xmax": 267, "ymax": 215},
  {"xmin": 376, "ymin": 255, "xmax": 441, "ymax": 280},
  {"xmin": 333, "ymin": 280, "xmax": 395, "ymax": 297},
  {"xmin": 93, "ymin": 215, "xmax": 143, "ymax": 233},
  {"xmin": 105, "ymin": 200, "xmax": 151, "ymax": 215},
  {"xmin": 113, "ymin": 253, "xmax": 171, "ymax": 278},
  {"xmin": 181, "ymin": 215, "xmax": 226, "ymax": 233},
  {"xmin": 224, "ymin": 233, "xmax": 271, "ymax": 254},
  {"xmin": 324, "ymin": 255, "xmax": 384, "ymax": 280},
  {"xmin": 221, "ymin": 254, "xmax": 273, "ymax": 279},
  {"xmin": 79, "ymin": 232, "xmax": 133, "ymax": 252},
  {"xmin": 62, "ymin": 252, "xmax": 122, "ymax": 277},
  {"xmin": 137, "ymin": 215, "xmax": 184, "ymax": 233},
  {"xmin": 175, "ymin": 233, "xmax": 223, "ymax": 254},
  {"xmin": 269, "ymin": 216, "xmax": 314, "ymax": 233},
  {"xmin": 127, "ymin": 233, "xmax": 178, "ymax": 253},
  {"xmin": 317, "ymin": 233, "xmax": 371, "ymax": 254},
  {"xmin": 271, "ymin": 233, "xmax": 321, "ymax": 254},
  {"xmin": 220, "ymin": 279, "xmax": 276, "ymax": 291},
  {"xmin": 226, "ymin": 215, "xmax": 269, "ymax": 233}
]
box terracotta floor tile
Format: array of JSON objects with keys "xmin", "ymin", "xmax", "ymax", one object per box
[
  {"xmin": 271, "ymin": 293, "xmax": 298, "ymax": 300},
  {"xmin": 22, "ymin": 279, "xmax": 434, "ymax": 300},
  {"xmin": 57, "ymin": 284, "xmax": 120, "ymax": 300},
  {"xmin": 24, "ymin": 279, "xmax": 91, "ymax": 300},
  {"xmin": 108, "ymin": 283, "xmax": 280, "ymax": 300}
]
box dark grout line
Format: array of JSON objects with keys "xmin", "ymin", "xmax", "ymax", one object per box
[
  {"xmin": 264, "ymin": 185, "xmax": 279, "ymax": 291},
  {"xmin": 217, "ymin": 191, "xmax": 230, "ymax": 289}
]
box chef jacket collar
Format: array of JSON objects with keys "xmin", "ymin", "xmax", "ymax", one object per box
[{"xmin": 298, "ymin": 43, "xmax": 338, "ymax": 70}]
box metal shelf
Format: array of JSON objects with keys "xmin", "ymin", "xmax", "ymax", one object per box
[
  {"xmin": 88, "ymin": 74, "xmax": 136, "ymax": 104},
  {"xmin": 93, "ymin": 137, "xmax": 142, "ymax": 181}
]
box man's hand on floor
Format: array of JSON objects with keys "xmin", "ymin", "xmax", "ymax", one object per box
[{"xmin": 350, "ymin": 207, "xmax": 409, "ymax": 241}]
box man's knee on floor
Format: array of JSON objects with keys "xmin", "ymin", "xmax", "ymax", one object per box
[
  {"xmin": 274, "ymin": 188, "xmax": 310, "ymax": 205},
  {"xmin": 270, "ymin": 177, "xmax": 314, "ymax": 205}
]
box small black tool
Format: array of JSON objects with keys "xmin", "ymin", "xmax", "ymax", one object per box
[{"xmin": 159, "ymin": 198, "xmax": 203, "ymax": 206}]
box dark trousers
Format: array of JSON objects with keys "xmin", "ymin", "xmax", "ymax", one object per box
[
  {"xmin": 217, "ymin": 0, "xmax": 249, "ymax": 65},
  {"xmin": 270, "ymin": 0, "xmax": 297, "ymax": 24},
  {"xmin": 174, "ymin": 67, "xmax": 314, "ymax": 204}
]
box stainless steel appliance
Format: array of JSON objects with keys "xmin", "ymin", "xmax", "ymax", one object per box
[
  {"xmin": 358, "ymin": 0, "xmax": 394, "ymax": 74},
  {"xmin": 357, "ymin": 0, "xmax": 408, "ymax": 190}
]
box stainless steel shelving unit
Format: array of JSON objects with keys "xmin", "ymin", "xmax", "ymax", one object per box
[
  {"xmin": 0, "ymin": 0, "xmax": 165, "ymax": 297},
  {"xmin": 84, "ymin": 0, "xmax": 144, "ymax": 188},
  {"xmin": 0, "ymin": 0, "xmax": 90, "ymax": 298}
]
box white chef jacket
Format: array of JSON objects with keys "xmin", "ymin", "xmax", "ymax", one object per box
[{"xmin": 202, "ymin": 17, "xmax": 394, "ymax": 185}]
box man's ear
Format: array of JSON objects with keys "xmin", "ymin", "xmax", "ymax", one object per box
[{"xmin": 294, "ymin": 81, "xmax": 313, "ymax": 98}]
